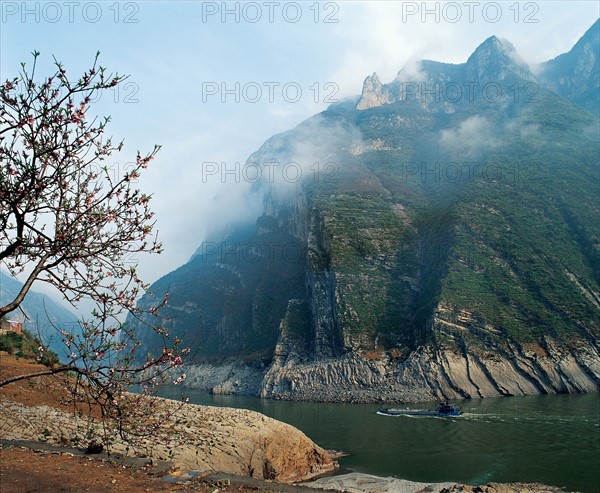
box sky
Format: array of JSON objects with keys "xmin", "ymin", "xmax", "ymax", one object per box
[{"xmin": 1, "ymin": 0, "xmax": 599, "ymax": 308}]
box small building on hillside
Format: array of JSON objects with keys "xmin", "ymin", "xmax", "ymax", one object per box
[{"xmin": 0, "ymin": 319, "xmax": 23, "ymax": 335}]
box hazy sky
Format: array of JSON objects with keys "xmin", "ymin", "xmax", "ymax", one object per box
[{"xmin": 1, "ymin": 0, "xmax": 598, "ymax": 305}]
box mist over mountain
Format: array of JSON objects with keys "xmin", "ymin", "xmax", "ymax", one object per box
[{"xmin": 129, "ymin": 21, "xmax": 600, "ymax": 402}]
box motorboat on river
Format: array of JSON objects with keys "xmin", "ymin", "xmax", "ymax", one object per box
[{"xmin": 377, "ymin": 401, "xmax": 462, "ymax": 417}]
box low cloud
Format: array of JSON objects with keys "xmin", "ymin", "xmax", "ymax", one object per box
[
  {"xmin": 244, "ymin": 114, "xmax": 363, "ymax": 199},
  {"xmin": 440, "ymin": 115, "xmax": 499, "ymax": 158},
  {"xmin": 395, "ymin": 59, "xmax": 428, "ymax": 84}
]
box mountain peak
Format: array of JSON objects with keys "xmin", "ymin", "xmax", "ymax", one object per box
[
  {"xmin": 366, "ymin": 72, "xmax": 381, "ymax": 84},
  {"xmin": 356, "ymin": 72, "xmax": 393, "ymax": 110},
  {"xmin": 482, "ymin": 34, "xmax": 508, "ymax": 46},
  {"xmin": 563, "ymin": 18, "xmax": 599, "ymax": 61},
  {"xmin": 470, "ymin": 35, "xmax": 518, "ymax": 62},
  {"xmin": 466, "ymin": 34, "xmax": 532, "ymax": 82}
]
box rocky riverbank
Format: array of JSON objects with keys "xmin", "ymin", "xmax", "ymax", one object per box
[
  {"xmin": 0, "ymin": 397, "xmax": 336, "ymax": 483},
  {"xmin": 0, "ymin": 353, "xmax": 335, "ymax": 483},
  {"xmin": 177, "ymin": 338, "xmax": 600, "ymax": 403},
  {"xmin": 1, "ymin": 445, "xmax": 571, "ymax": 493},
  {"xmin": 307, "ymin": 473, "xmax": 570, "ymax": 493}
]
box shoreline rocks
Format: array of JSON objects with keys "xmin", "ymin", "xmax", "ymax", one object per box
[
  {"xmin": 176, "ymin": 340, "xmax": 600, "ymax": 404},
  {"xmin": 305, "ymin": 473, "xmax": 570, "ymax": 493},
  {"xmin": 0, "ymin": 397, "xmax": 336, "ymax": 483}
]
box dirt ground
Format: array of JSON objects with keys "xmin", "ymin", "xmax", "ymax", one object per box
[
  {"xmin": 1, "ymin": 445, "xmax": 196, "ymax": 493},
  {"xmin": 0, "ymin": 444, "xmax": 328, "ymax": 493},
  {"xmin": 0, "ymin": 354, "xmax": 264, "ymax": 493},
  {"xmin": 0, "ymin": 354, "xmax": 78, "ymax": 410}
]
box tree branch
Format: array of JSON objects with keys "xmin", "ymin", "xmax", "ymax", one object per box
[
  {"xmin": 0, "ymin": 365, "xmax": 73, "ymax": 387},
  {"xmin": 0, "ymin": 252, "xmax": 50, "ymax": 318}
]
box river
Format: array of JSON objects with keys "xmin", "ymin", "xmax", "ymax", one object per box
[{"xmin": 155, "ymin": 388, "xmax": 599, "ymax": 493}]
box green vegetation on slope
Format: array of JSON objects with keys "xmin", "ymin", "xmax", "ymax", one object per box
[{"xmin": 0, "ymin": 330, "xmax": 60, "ymax": 367}]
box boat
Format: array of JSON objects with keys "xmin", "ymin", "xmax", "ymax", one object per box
[{"xmin": 377, "ymin": 401, "xmax": 462, "ymax": 417}]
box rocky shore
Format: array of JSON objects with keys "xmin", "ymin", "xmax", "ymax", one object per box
[
  {"xmin": 0, "ymin": 397, "xmax": 335, "ymax": 483},
  {"xmin": 308, "ymin": 473, "xmax": 570, "ymax": 493},
  {"xmin": 1, "ymin": 443, "xmax": 571, "ymax": 493},
  {"xmin": 177, "ymin": 339, "xmax": 600, "ymax": 403},
  {"xmin": 0, "ymin": 352, "xmax": 335, "ymax": 484}
]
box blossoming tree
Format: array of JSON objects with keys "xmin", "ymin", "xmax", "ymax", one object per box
[{"xmin": 0, "ymin": 51, "xmax": 187, "ymax": 451}]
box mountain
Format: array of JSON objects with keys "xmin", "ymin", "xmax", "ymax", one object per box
[
  {"xmin": 357, "ymin": 34, "xmax": 535, "ymax": 112},
  {"xmin": 130, "ymin": 22, "xmax": 600, "ymax": 402},
  {"xmin": 538, "ymin": 19, "xmax": 600, "ymax": 116},
  {"xmin": 0, "ymin": 271, "xmax": 80, "ymax": 359}
]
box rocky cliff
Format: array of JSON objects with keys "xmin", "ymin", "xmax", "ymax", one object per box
[{"xmin": 131, "ymin": 21, "xmax": 600, "ymax": 403}]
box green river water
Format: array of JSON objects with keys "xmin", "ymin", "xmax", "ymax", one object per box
[{"xmin": 156, "ymin": 389, "xmax": 599, "ymax": 493}]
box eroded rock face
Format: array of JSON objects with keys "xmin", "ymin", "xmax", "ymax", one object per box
[
  {"xmin": 173, "ymin": 336, "xmax": 599, "ymax": 403},
  {"xmin": 356, "ymin": 73, "xmax": 394, "ymax": 110},
  {"xmin": 183, "ymin": 362, "xmax": 265, "ymax": 396},
  {"xmin": 0, "ymin": 398, "xmax": 335, "ymax": 483},
  {"xmin": 258, "ymin": 338, "xmax": 599, "ymax": 402}
]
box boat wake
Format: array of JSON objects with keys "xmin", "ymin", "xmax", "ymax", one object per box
[
  {"xmin": 376, "ymin": 412, "xmax": 460, "ymax": 420},
  {"xmin": 376, "ymin": 402, "xmax": 462, "ymax": 418}
]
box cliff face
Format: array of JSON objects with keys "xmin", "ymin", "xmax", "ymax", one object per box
[
  {"xmin": 177, "ymin": 334, "xmax": 600, "ymax": 403},
  {"xmin": 538, "ymin": 19, "xmax": 599, "ymax": 116},
  {"xmin": 132, "ymin": 22, "xmax": 600, "ymax": 402},
  {"xmin": 261, "ymin": 339, "xmax": 600, "ymax": 402}
]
